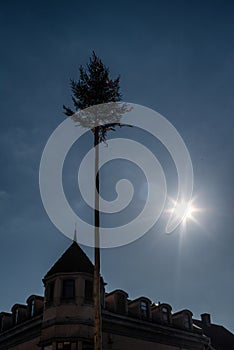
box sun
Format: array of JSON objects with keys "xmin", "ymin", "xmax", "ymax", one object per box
[
  {"xmin": 167, "ymin": 197, "xmax": 201, "ymax": 226},
  {"xmin": 184, "ymin": 203, "xmax": 196, "ymax": 220}
]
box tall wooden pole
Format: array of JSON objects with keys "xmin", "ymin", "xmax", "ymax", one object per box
[{"xmin": 94, "ymin": 126, "xmax": 102, "ymax": 350}]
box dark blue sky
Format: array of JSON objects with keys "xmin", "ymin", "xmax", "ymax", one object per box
[{"xmin": 0, "ymin": 0, "xmax": 234, "ymax": 332}]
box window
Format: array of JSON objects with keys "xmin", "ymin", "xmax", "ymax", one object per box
[
  {"xmin": 140, "ymin": 301, "xmax": 147, "ymax": 311},
  {"xmin": 57, "ymin": 342, "xmax": 77, "ymax": 350},
  {"xmin": 83, "ymin": 343, "xmax": 94, "ymax": 350},
  {"xmin": 45, "ymin": 281, "xmax": 55, "ymax": 303},
  {"xmin": 58, "ymin": 342, "xmax": 70, "ymax": 349},
  {"xmin": 0, "ymin": 316, "xmax": 4, "ymax": 332},
  {"xmin": 62, "ymin": 279, "xmax": 75, "ymax": 300},
  {"xmin": 14, "ymin": 309, "xmax": 19, "ymax": 325},
  {"xmin": 116, "ymin": 293, "xmax": 126, "ymax": 314},
  {"xmin": 184, "ymin": 313, "xmax": 190, "ymax": 329},
  {"xmin": 140, "ymin": 301, "xmax": 148, "ymax": 318},
  {"xmin": 44, "ymin": 346, "xmax": 53, "ymax": 350},
  {"xmin": 30, "ymin": 300, "xmax": 35, "ymax": 317},
  {"xmin": 85, "ymin": 280, "xmax": 93, "ymax": 302},
  {"xmin": 161, "ymin": 306, "xmax": 169, "ymax": 322}
]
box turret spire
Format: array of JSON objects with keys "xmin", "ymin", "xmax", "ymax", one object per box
[{"xmin": 73, "ymin": 223, "xmax": 78, "ymax": 243}]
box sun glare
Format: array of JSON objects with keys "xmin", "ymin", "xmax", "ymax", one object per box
[
  {"xmin": 184, "ymin": 203, "xmax": 196, "ymax": 220},
  {"xmin": 167, "ymin": 197, "xmax": 202, "ymax": 226}
]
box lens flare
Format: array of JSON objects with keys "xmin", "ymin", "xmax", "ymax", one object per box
[{"xmin": 166, "ymin": 197, "xmax": 202, "ymax": 226}]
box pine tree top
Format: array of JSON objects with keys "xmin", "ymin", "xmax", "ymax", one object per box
[{"xmin": 63, "ymin": 52, "xmax": 130, "ymax": 142}]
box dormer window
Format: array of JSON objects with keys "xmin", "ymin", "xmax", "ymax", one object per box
[
  {"xmin": 62, "ymin": 279, "xmax": 75, "ymax": 301},
  {"xmin": 0, "ymin": 312, "xmax": 13, "ymax": 332},
  {"xmin": 105, "ymin": 290, "xmax": 128, "ymax": 314},
  {"xmin": 27, "ymin": 295, "xmax": 44, "ymax": 317},
  {"xmin": 11, "ymin": 305, "xmax": 27, "ymax": 325}
]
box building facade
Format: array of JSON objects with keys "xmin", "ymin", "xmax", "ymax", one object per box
[{"xmin": 0, "ymin": 241, "xmax": 233, "ymax": 350}]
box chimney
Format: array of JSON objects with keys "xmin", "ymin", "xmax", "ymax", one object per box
[{"xmin": 201, "ymin": 313, "xmax": 211, "ymax": 326}]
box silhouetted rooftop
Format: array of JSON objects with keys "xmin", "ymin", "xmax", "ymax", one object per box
[
  {"xmin": 194, "ymin": 319, "xmax": 234, "ymax": 350},
  {"xmin": 44, "ymin": 241, "xmax": 94, "ymax": 278}
]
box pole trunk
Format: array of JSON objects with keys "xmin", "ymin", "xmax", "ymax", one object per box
[{"xmin": 94, "ymin": 126, "xmax": 102, "ymax": 350}]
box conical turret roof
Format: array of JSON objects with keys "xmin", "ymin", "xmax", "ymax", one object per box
[{"xmin": 44, "ymin": 241, "xmax": 94, "ymax": 278}]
